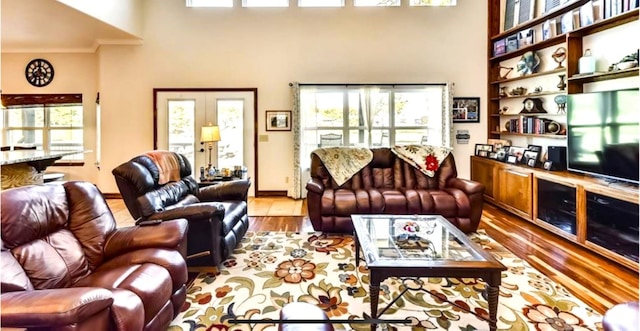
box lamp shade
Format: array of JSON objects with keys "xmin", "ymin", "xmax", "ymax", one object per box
[{"xmin": 200, "ymin": 125, "xmax": 221, "ymax": 143}]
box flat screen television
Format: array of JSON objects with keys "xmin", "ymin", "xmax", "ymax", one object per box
[{"xmin": 567, "ymin": 88, "xmax": 639, "ymax": 184}]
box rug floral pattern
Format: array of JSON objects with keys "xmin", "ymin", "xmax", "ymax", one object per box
[{"xmin": 169, "ymin": 231, "xmax": 603, "ymax": 331}]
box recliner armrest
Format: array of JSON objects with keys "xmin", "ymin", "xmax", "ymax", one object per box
[
  {"xmin": 1, "ymin": 287, "xmax": 113, "ymax": 328},
  {"xmin": 446, "ymin": 177, "xmax": 485, "ymax": 195},
  {"xmin": 148, "ymin": 202, "xmax": 226, "ymax": 222},
  {"xmin": 306, "ymin": 178, "xmax": 324, "ymax": 194},
  {"xmin": 104, "ymin": 219, "xmax": 188, "ymax": 258},
  {"xmin": 198, "ymin": 179, "xmax": 251, "ymax": 202}
]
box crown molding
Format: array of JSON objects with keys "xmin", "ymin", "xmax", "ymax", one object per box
[{"xmin": 1, "ymin": 38, "xmax": 143, "ymax": 54}]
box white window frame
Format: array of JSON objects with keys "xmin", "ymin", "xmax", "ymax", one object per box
[
  {"xmin": 242, "ymin": 0, "xmax": 289, "ymax": 7},
  {"xmin": 299, "ymin": 0, "xmax": 344, "ymax": 7},
  {"xmin": 186, "ymin": 0, "xmax": 233, "ymax": 7},
  {"xmin": 353, "ymin": 0, "xmax": 401, "ymax": 7}
]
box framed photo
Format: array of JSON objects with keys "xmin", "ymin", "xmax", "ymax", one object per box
[
  {"xmin": 508, "ymin": 146, "xmax": 526, "ymax": 162},
  {"xmin": 523, "ymin": 150, "xmax": 539, "ymax": 167},
  {"xmin": 527, "ymin": 145, "xmax": 543, "ymax": 161},
  {"xmin": 506, "ymin": 155, "xmax": 518, "ymax": 164},
  {"xmin": 496, "ymin": 146, "xmax": 510, "ymax": 162},
  {"xmin": 453, "ymin": 97, "xmax": 480, "ymax": 123},
  {"xmin": 518, "ymin": 28, "xmax": 535, "ymax": 48},
  {"xmin": 488, "ymin": 138, "xmax": 512, "ymax": 152},
  {"xmin": 475, "ymin": 144, "xmax": 493, "ymax": 157},
  {"xmin": 543, "ymin": 160, "xmax": 554, "ymax": 170},
  {"xmin": 265, "ymin": 110, "xmax": 291, "ymax": 131}
]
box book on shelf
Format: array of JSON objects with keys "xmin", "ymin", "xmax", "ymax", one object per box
[
  {"xmin": 518, "ymin": 28, "xmax": 535, "ymax": 48},
  {"xmin": 580, "ymin": 1, "xmax": 595, "ymax": 27},
  {"xmin": 561, "ymin": 11, "xmax": 574, "ymax": 34},
  {"xmin": 593, "ymin": 0, "xmax": 605, "ymax": 21},
  {"xmin": 494, "ymin": 39, "xmax": 506, "ymax": 56},
  {"xmin": 506, "ymin": 34, "xmax": 519, "ymax": 53}
]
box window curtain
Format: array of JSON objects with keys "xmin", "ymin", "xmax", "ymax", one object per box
[
  {"xmin": 291, "ymin": 82, "xmax": 302, "ymax": 199},
  {"xmin": 359, "ymin": 87, "xmax": 378, "ymax": 146}
]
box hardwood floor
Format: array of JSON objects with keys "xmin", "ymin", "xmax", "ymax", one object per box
[{"xmin": 106, "ymin": 198, "xmax": 638, "ymax": 314}]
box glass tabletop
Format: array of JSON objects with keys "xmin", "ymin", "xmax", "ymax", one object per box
[{"xmin": 351, "ymin": 214, "xmax": 497, "ymax": 267}]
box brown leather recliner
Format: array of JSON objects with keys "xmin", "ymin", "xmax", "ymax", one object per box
[
  {"xmin": 112, "ymin": 150, "xmax": 250, "ymax": 267},
  {"xmin": 1, "ymin": 181, "xmax": 188, "ymax": 331},
  {"xmin": 306, "ymin": 148, "xmax": 485, "ymax": 234}
]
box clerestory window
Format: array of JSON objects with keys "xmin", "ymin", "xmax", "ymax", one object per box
[
  {"xmin": 353, "ymin": 0, "xmax": 400, "ymax": 6},
  {"xmin": 410, "ymin": 0, "xmax": 457, "ymax": 6}
]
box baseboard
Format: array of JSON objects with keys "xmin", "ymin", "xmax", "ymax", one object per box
[
  {"xmin": 103, "ymin": 193, "xmax": 122, "ymax": 199},
  {"xmin": 256, "ymin": 190, "xmax": 288, "ymax": 197}
]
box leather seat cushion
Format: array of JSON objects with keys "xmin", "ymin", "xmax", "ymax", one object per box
[{"xmin": 74, "ymin": 263, "xmax": 172, "ymax": 323}]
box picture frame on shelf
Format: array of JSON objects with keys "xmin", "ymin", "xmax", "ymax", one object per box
[
  {"xmin": 506, "ymin": 155, "xmax": 518, "ymax": 164},
  {"xmin": 506, "ymin": 34, "xmax": 519, "ymax": 53},
  {"xmin": 496, "ymin": 146, "xmax": 510, "ymax": 162},
  {"xmin": 543, "ymin": 160, "xmax": 554, "ymax": 170},
  {"xmin": 475, "ymin": 144, "xmax": 493, "ymax": 157},
  {"xmin": 561, "ymin": 11, "xmax": 574, "ymax": 34},
  {"xmin": 579, "ymin": 1, "xmax": 595, "ymax": 27},
  {"xmin": 508, "ymin": 146, "xmax": 526, "ymax": 163},
  {"xmin": 265, "ymin": 110, "xmax": 292, "ymax": 131},
  {"xmin": 542, "ymin": 20, "xmax": 552, "ymax": 40},
  {"xmin": 453, "ymin": 97, "xmax": 480, "ymax": 123},
  {"xmin": 488, "ymin": 138, "xmax": 511, "ymax": 152},
  {"xmin": 518, "ymin": 28, "xmax": 535, "ymax": 48},
  {"xmin": 522, "ymin": 150, "xmax": 539, "ymax": 167},
  {"xmin": 493, "ymin": 39, "xmax": 506, "ymax": 56},
  {"xmin": 527, "ymin": 145, "xmax": 543, "ymax": 160}
]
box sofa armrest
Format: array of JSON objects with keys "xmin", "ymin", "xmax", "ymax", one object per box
[
  {"xmin": 306, "ymin": 178, "xmax": 325, "ymax": 194},
  {"xmin": 446, "ymin": 177, "xmax": 485, "ymax": 195},
  {"xmin": 147, "ymin": 203, "xmax": 226, "ymax": 222},
  {"xmin": 198, "ymin": 179, "xmax": 251, "ymax": 202},
  {"xmin": 104, "ymin": 219, "xmax": 188, "ymax": 258},
  {"xmin": 1, "ymin": 288, "xmax": 113, "ymax": 328}
]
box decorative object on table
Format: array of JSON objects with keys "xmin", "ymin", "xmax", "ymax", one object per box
[
  {"xmin": 452, "ymin": 97, "xmax": 480, "ymax": 123},
  {"xmin": 510, "ymin": 87, "xmax": 527, "ymax": 96},
  {"xmin": 200, "ymin": 124, "xmax": 221, "ymax": 179},
  {"xmin": 546, "ymin": 121, "xmax": 561, "ymax": 134},
  {"xmin": 520, "ymin": 97, "xmax": 547, "ymax": 114},
  {"xmin": 526, "ymin": 145, "xmax": 543, "ymax": 162},
  {"xmin": 499, "ymin": 106, "xmax": 509, "ymax": 114},
  {"xmin": 517, "ymin": 51, "xmax": 541, "ymax": 75},
  {"xmin": 499, "ymin": 86, "xmax": 509, "ymax": 97},
  {"xmin": 554, "ymin": 94, "xmax": 567, "ymax": 114},
  {"xmin": 609, "ymin": 49, "xmax": 639, "ymax": 71},
  {"xmin": 499, "ymin": 66, "xmax": 514, "ymax": 80},
  {"xmin": 474, "ymin": 144, "xmax": 494, "ymax": 158},
  {"xmin": 265, "ymin": 110, "xmax": 292, "ymax": 131},
  {"xmin": 533, "ymin": 86, "xmax": 543, "ymax": 93},
  {"xmin": 25, "ymin": 58, "xmax": 54, "ymax": 87},
  {"xmin": 578, "ymin": 49, "xmax": 596, "ymax": 74},
  {"xmin": 552, "ymin": 47, "xmax": 567, "ymax": 69},
  {"xmin": 557, "ymin": 74, "xmax": 567, "ymax": 91},
  {"xmin": 523, "ymin": 149, "xmax": 540, "ymax": 167}
]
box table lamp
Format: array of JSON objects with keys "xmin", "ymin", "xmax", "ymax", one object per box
[{"xmin": 200, "ymin": 124, "xmax": 221, "ymax": 178}]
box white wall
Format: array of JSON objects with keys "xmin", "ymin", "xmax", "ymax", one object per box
[
  {"xmin": 57, "ymin": 0, "xmax": 144, "ymax": 38},
  {"xmin": 2, "ymin": 0, "xmax": 489, "ymax": 195}
]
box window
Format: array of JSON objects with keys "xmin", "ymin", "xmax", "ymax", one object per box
[
  {"xmin": 410, "ymin": 0, "xmax": 457, "ymax": 6},
  {"xmin": 353, "ymin": 0, "xmax": 400, "ymax": 6},
  {"xmin": 1, "ymin": 94, "xmax": 84, "ymax": 162},
  {"xmin": 217, "ymin": 99, "xmax": 244, "ymax": 169},
  {"xmin": 186, "ymin": 0, "xmax": 233, "ymax": 7},
  {"xmin": 299, "ymin": 84, "xmax": 450, "ymax": 168},
  {"xmin": 242, "ymin": 0, "xmax": 288, "ymax": 7},
  {"xmin": 299, "ymin": 0, "xmax": 344, "ymax": 7}
]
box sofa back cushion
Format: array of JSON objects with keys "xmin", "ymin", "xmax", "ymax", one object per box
[
  {"xmin": 112, "ymin": 151, "xmax": 199, "ymax": 219},
  {"xmin": 0, "ymin": 182, "xmax": 117, "ymax": 291},
  {"xmin": 310, "ymin": 147, "xmax": 457, "ymax": 190}
]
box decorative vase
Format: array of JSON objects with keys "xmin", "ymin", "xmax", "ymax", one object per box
[{"xmin": 557, "ymin": 74, "xmax": 566, "ymax": 91}]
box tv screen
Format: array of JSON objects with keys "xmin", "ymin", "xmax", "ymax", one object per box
[{"xmin": 567, "ymin": 88, "xmax": 639, "ymax": 184}]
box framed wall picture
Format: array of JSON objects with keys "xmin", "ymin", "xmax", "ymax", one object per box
[
  {"xmin": 266, "ymin": 110, "xmax": 291, "ymax": 131},
  {"xmin": 453, "ymin": 97, "xmax": 480, "ymax": 123}
]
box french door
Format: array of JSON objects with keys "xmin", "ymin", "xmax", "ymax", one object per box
[{"xmin": 155, "ymin": 90, "xmax": 255, "ymax": 196}]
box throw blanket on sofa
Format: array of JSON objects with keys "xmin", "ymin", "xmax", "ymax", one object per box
[
  {"xmin": 144, "ymin": 151, "xmax": 181, "ymax": 184},
  {"xmin": 391, "ymin": 145, "xmax": 452, "ymax": 177},
  {"xmin": 312, "ymin": 147, "xmax": 373, "ymax": 187}
]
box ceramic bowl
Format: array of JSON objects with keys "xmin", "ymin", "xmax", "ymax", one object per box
[{"xmin": 616, "ymin": 61, "xmax": 638, "ymax": 70}]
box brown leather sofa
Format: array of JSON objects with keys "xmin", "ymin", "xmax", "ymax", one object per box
[
  {"xmin": 112, "ymin": 150, "xmax": 250, "ymax": 267},
  {"xmin": 306, "ymin": 148, "xmax": 485, "ymax": 233},
  {"xmin": 1, "ymin": 181, "xmax": 188, "ymax": 331}
]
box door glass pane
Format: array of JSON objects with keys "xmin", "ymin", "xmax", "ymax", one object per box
[
  {"xmin": 167, "ymin": 100, "xmax": 196, "ymax": 169},
  {"xmin": 217, "ymin": 99, "xmax": 244, "ymax": 169}
]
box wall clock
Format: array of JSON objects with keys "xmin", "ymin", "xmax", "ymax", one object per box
[
  {"xmin": 25, "ymin": 59, "xmax": 54, "ymax": 87},
  {"xmin": 520, "ymin": 97, "xmax": 547, "ymax": 113}
]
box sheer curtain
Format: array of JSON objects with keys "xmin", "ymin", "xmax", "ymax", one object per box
[{"xmin": 291, "ymin": 82, "xmax": 303, "ymax": 199}]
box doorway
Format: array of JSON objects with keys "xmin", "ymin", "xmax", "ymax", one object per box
[{"xmin": 154, "ymin": 88, "xmax": 257, "ymax": 196}]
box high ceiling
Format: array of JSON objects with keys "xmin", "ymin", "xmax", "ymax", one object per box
[{"xmin": 1, "ymin": 0, "xmax": 139, "ymax": 53}]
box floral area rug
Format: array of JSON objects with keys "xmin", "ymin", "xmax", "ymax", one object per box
[{"xmin": 168, "ymin": 231, "xmax": 603, "ymax": 331}]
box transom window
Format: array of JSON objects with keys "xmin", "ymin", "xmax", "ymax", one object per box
[
  {"xmin": 187, "ymin": 0, "xmax": 455, "ymax": 7},
  {"xmin": 299, "ymin": 0, "xmax": 344, "ymax": 7},
  {"xmin": 410, "ymin": 0, "xmax": 456, "ymax": 6},
  {"xmin": 242, "ymin": 0, "xmax": 288, "ymax": 7},
  {"xmin": 354, "ymin": 0, "xmax": 400, "ymax": 6},
  {"xmin": 186, "ymin": 0, "xmax": 233, "ymax": 7},
  {"xmin": 1, "ymin": 94, "xmax": 84, "ymax": 161}
]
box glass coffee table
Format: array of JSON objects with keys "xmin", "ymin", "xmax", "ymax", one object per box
[{"xmin": 351, "ymin": 214, "xmax": 506, "ymax": 331}]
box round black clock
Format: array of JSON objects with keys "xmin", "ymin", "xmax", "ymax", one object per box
[{"xmin": 25, "ymin": 59, "xmax": 54, "ymax": 87}]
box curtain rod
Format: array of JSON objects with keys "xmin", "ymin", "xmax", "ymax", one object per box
[{"xmin": 289, "ymin": 83, "xmax": 446, "ymax": 87}]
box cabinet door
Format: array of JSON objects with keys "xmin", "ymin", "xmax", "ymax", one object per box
[
  {"xmin": 497, "ymin": 167, "xmax": 533, "ymax": 219},
  {"xmin": 471, "ymin": 157, "xmax": 495, "ymax": 198}
]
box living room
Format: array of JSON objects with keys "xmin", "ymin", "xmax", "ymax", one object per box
[{"xmin": 1, "ymin": 0, "xmax": 638, "ymax": 330}]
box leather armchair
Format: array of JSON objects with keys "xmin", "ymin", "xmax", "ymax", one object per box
[
  {"xmin": 1, "ymin": 181, "xmax": 188, "ymax": 331},
  {"xmin": 112, "ymin": 150, "xmax": 250, "ymax": 267}
]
